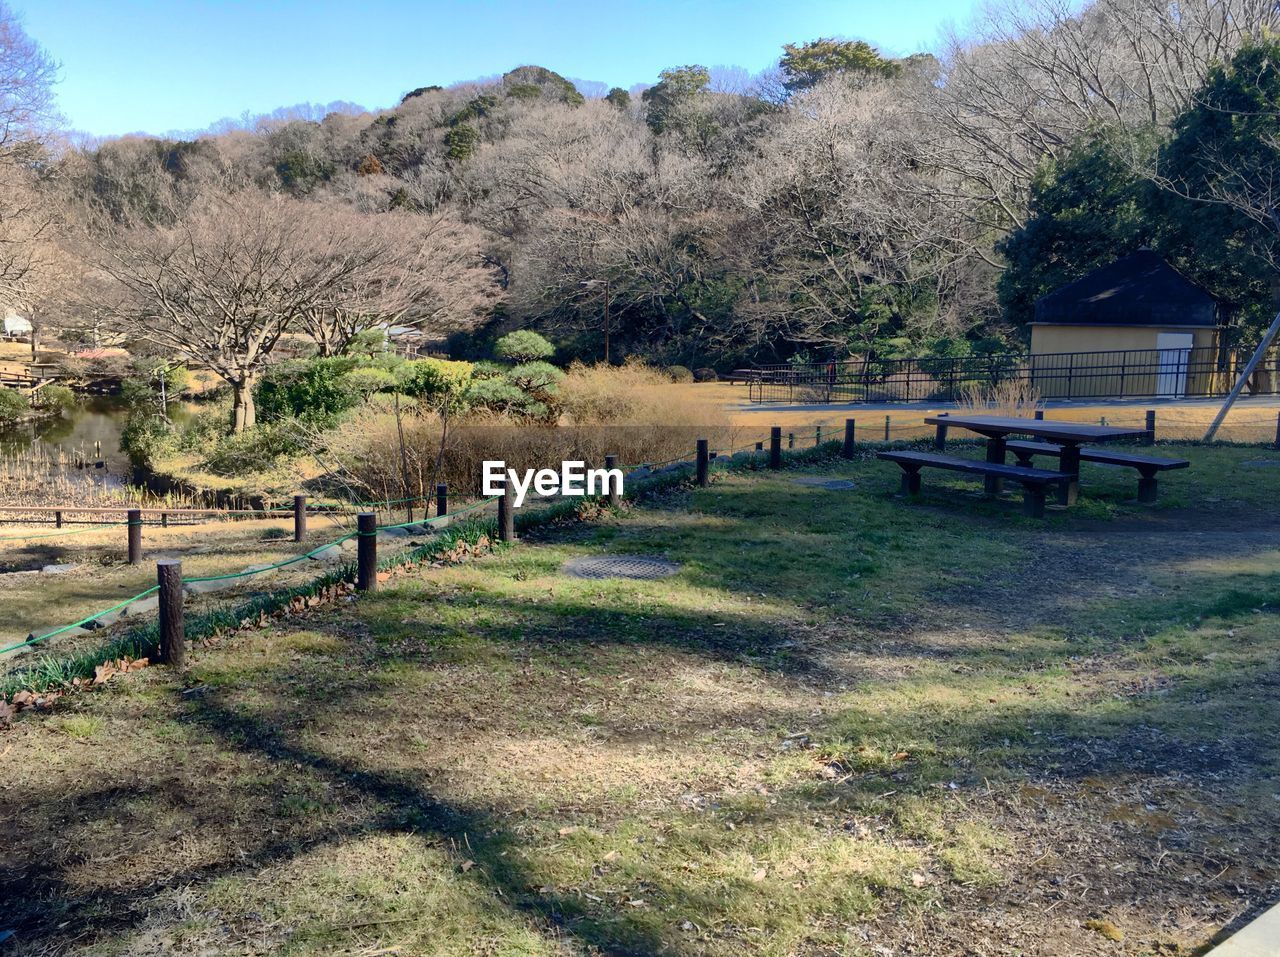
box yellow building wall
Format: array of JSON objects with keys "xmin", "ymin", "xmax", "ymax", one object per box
[{"xmin": 1029, "ymin": 324, "xmax": 1222, "ymax": 398}]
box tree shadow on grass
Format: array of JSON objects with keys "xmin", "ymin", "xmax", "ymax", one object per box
[{"xmin": 8, "ymin": 474, "xmax": 1280, "ymax": 953}]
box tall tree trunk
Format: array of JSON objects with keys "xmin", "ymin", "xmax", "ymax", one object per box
[{"xmin": 231, "ymin": 374, "xmax": 257, "ymax": 433}]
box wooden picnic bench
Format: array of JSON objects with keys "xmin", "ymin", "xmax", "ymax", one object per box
[
  {"xmin": 876, "ymin": 450, "xmax": 1072, "ymax": 517},
  {"xmin": 925, "ymin": 414, "xmax": 1151, "ymax": 505},
  {"xmin": 1005, "ymin": 441, "xmax": 1190, "ymax": 503}
]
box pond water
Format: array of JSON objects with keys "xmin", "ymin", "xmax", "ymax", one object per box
[
  {"xmin": 0, "ymin": 396, "xmax": 196, "ymax": 502},
  {"xmin": 0, "ymin": 396, "xmax": 132, "ymax": 474}
]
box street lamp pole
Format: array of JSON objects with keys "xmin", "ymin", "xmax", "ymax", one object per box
[{"xmin": 582, "ymin": 277, "xmax": 611, "ymax": 364}]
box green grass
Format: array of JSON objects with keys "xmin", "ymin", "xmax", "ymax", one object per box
[{"xmin": 3, "ymin": 444, "xmax": 1280, "ymax": 955}]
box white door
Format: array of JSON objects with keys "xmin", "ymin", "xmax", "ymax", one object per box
[{"xmin": 1156, "ymin": 333, "xmax": 1194, "ymax": 398}]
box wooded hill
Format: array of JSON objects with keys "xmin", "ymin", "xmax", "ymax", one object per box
[{"xmin": 11, "ymin": 0, "xmax": 1280, "ymax": 372}]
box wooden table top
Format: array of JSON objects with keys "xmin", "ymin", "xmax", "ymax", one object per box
[{"xmin": 924, "ymin": 414, "xmax": 1150, "ymax": 444}]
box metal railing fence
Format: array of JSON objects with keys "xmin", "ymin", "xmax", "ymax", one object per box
[{"xmin": 746, "ymin": 346, "xmax": 1278, "ymax": 404}]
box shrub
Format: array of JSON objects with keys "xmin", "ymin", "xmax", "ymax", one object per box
[
  {"xmin": 256, "ymin": 357, "xmax": 360, "ymax": 425},
  {"xmin": 32, "ymin": 384, "xmax": 76, "ymax": 415},
  {"xmin": 394, "ymin": 358, "xmax": 474, "ymax": 415},
  {"xmin": 494, "ymin": 330, "xmax": 554, "ymax": 364},
  {"xmin": 329, "ymin": 361, "xmax": 734, "ymax": 502},
  {"xmin": 200, "ymin": 421, "xmax": 305, "ymax": 476},
  {"xmin": 0, "ymin": 387, "xmax": 28, "ymax": 425},
  {"xmin": 507, "ymin": 361, "xmax": 564, "ymax": 395},
  {"xmin": 465, "ymin": 376, "xmax": 548, "ymax": 419},
  {"xmin": 120, "ymin": 361, "xmax": 188, "ymax": 414},
  {"xmin": 344, "ymin": 367, "xmax": 396, "ymax": 400},
  {"xmin": 693, "ymin": 367, "xmax": 718, "ymax": 382},
  {"xmin": 666, "ymin": 365, "xmax": 693, "ymax": 383},
  {"xmin": 120, "ymin": 415, "xmax": 174, "ymax": 469}
]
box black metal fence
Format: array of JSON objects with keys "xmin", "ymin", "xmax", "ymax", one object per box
[{"xmin": 745, "ymin": 346, "xmax": 1280, "ymax": 404}]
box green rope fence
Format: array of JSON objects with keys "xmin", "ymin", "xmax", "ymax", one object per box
[
  {"xmin": 0, "ymin": 490, "xmax": 510, "ymax": 660},
  {"xmin": 0, "ymin": 587, "xmax": 160, "ymax": 658}
]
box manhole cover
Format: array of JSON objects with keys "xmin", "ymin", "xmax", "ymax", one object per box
[
  {"xmin": 792, "ymin": 476, "xmax": 857, "ymax": 490},
  {"xmin": 561, "ymin": 555, "xmax": 681, "ymax": 580}
]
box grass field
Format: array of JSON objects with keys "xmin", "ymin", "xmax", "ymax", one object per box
[{"xmin": 3, "ymin": 443, "xmax": 1280, "ymax": 955}]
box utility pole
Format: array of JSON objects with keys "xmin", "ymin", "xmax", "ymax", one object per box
[{"xmin": 582, "ymin": 277, "xmax": 611, "ymax": 364}]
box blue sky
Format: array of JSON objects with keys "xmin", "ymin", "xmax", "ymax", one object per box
[{"xmin": 17, "ymin": 0, "xmax": 978, "ymax": 137}]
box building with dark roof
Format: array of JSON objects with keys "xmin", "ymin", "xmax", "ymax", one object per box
[{"xmin": 1030, "ymin": 250, "xmax": 1226, "ymax": 398}]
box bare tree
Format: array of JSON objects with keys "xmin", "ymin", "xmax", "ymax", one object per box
[
  {"xmin": 918, "ymin": 0, "xmax": 1280, "ymax": 244},
  {"xmin": 295, "ymin": 206, "xmax": 498, "ymax": 356},
  {"xmin": 0, "ymin": 2, "xmax": 56, "ymax": 159},
  {"xmin": 0, "ymin": 3, "xmax": 59, "ymax": 309},
  {"xmin": 94, "ymin": 191, "xmax": 396, "ymax": 431}
]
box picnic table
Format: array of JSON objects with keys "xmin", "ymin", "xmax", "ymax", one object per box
[{"xmin": 923, "ymin": 414, "xmax": 1150, "ymax": 505}]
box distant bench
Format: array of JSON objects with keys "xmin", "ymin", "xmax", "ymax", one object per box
[
  {"xmin": 876, "ymin": 450, "xmax": 1072, "ymax": 517},
  {"xmin": 1005, "ymin": 441, "xmax": 1189, "ymax": 503}
]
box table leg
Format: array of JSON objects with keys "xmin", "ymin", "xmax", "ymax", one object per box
[
  {"xmin": 1058, "ymin": 442, "xmax": 1081, "ymax": 506},
  {"xmin": 984, "ymin": 436, "xmax": 1006, "ymax": 494}
]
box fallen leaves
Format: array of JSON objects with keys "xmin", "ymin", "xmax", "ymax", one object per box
[
  {"xmin": 92, "ymin": 656, "xmax": 149, "ymax": 686},
  {"xmin": 3, "ymin": 688, "xmax": 63, "ymax": 720},
  {"xmin": 285, "ymin": 582, "xmax": 353, "ymax": 615}
]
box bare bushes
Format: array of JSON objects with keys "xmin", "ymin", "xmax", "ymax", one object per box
[{"xmin": 955, "ymin": 378, "xmax": 1041, "ymax": 417}]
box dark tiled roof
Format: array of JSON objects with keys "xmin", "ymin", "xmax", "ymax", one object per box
[{"xmin": 1034, "ymin": 250, "xmax": 1220, "ymax": 327}]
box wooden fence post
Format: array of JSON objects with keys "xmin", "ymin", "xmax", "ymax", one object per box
[
  {"xmin": 604, "ymin": 454, "xmax": 621, "ymax": 507},
  {"xmin": 787, "ymin": 432, "xmax": 795, "ymax": 449},
  {"xmin": 883, "ymin": 415, "xmax": 890, "ymax": 442},
  {"xmin": 293, "ymin": 494, "xmax": 307, "ymax": 542},
  {"xmin": 127, "ymin": 509, "xmax": 142, "ymax": 565},
  {"xmin": 1145, "ymin": 409, "xmax": 1156, "ymax": 446},
  {"xmin": 1274, "ymin": 411, "xmax": 1280, "ymax": 450},
  {"xmin": 54, "ymin": 510, "xmax": 62, "ymax": 529},
  {"xmin": 696, "ymin": 439, "xmax": 709, "ymax": 486},
  {"xmin": 498, "ymin": 490, "xmax": 516, "ymax": 542},
  {"xmin": 1034, "ymin": 409, "xmax": 1045, "ymax": 420},
  {"xmin": 156, "ymin": 559, "xmax": 184, "ymax": 668},
  {"xmin": 436, "ymin": 483, "xmax": 448, "ymax": 517},
  {"xmin": 356, "ymin": 513, "xmax": 377, "ymax": 592},
  {"xmin": 769, "ymin": 427, "xmax": 782, "ymax": 469},
  {"xmin": 842, "ymin": 419, "xmax": 856, "ymax": 459}
]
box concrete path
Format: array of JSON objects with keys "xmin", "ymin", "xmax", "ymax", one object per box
[{"xmin": 1205, "ymin": 900, "xmax": 1280, "ymax": 956}]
